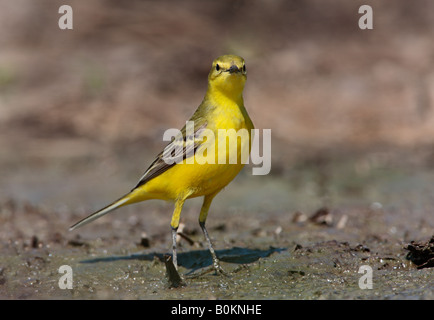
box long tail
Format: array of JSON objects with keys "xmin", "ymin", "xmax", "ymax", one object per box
[{"xmin": 69, "ymin": 194, "xmax": 132, "ymax": 231}]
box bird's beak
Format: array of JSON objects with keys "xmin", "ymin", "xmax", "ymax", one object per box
[{"xmin": 227, "ymin": 65, "xmax": 240, "ymax": 74}]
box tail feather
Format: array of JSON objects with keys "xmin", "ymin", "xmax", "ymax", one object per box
[{"xmin": 69, "ymin": 194, "xmax": 131, "ymax": 231}]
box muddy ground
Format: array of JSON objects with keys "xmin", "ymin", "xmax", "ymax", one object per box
[
  {"xmin": 0, "ymin": 148, "xmax": 433, "ymax": 299},
  {"xmin": 0, "ymin": 1, "xmax": 434, "ymax": 300}
]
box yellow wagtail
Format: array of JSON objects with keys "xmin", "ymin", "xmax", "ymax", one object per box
[{"xmin": 70, "ymin": 55, "xmax": 254, "ymax": 274}]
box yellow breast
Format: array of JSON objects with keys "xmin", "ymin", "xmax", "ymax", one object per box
[{"xmin": 142, "ymin": 100, "xmax": 253, "ymax": 201}]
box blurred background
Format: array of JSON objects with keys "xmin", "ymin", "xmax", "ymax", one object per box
[{"xmin": 1, "ymin": 0, "xmax": 434, "ymax": 239}]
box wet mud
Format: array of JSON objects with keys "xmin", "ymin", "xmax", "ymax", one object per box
[{"xmin": 1, "ymin": 153, "xmax": 433, "ymax": 300}]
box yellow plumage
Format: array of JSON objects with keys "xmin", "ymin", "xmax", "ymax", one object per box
[{"xmin": 70, "ymin": 55, "xmax": 254, "ymax": 274}]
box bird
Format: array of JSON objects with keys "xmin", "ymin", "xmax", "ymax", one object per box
[{"xmin": 69, "ymin": 54, "xmax": 254, "ymax": 275}]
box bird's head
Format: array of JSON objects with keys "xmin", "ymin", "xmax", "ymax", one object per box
[{"xmin": 208, "ymin": 55, "xmax": 246, "ymax": 100}]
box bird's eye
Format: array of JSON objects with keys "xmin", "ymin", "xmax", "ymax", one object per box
[
  {"xmin": 216, "ymin": 64, "xmax": 220, "ymax": 71},
  {"xmin": 243, "ymin": 64, "xmax": 246, "ymax": 72}
]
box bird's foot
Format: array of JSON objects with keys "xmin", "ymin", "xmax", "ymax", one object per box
[
  {"xmin": 186, "ymin": 261, "xmax": 229, "ymax": 279},
  {"xmin": 212, "ymin": 260, "xmax": 228, "ymax": 276}
]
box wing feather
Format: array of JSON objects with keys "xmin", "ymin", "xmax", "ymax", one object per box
[{"xmin": 132, "ymin": 120, "xmax": 208, "ymax": 190}]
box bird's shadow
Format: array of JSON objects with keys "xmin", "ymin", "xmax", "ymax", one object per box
[{"xmin": 80, "ymin": 246, "xmax": 286, "ymax": 274}]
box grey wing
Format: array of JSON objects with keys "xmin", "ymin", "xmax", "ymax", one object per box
[{"xmin": 132, "ymin": 121, "xmax": 207, "ymax": 190}]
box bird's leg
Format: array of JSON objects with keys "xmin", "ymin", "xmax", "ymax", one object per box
[
  {"xmin": 171, "ymin": 226, "xmax": 178, "ymax": 269},
  {"xmin": 170, "ymin": 199, "xmax": 185, "ymax": 270},
  {"xmin": 199, "ymin": 193, "xmax": 226, "ymax": 275},
  {"xmin": 199, "ymin": 221, "xmax": 226, "ymax": 275}
]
